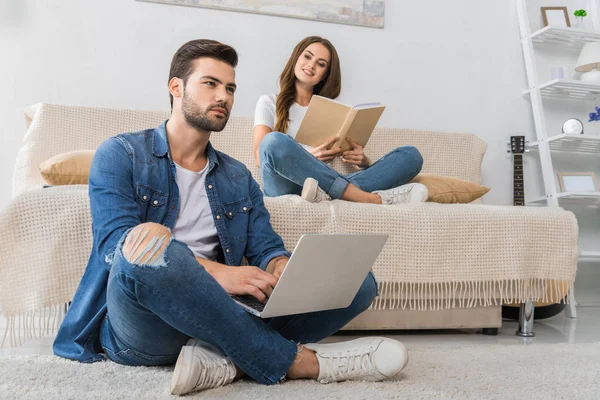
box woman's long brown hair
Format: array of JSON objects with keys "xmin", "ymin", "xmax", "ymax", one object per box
[{"xmin": 274, "ymin": 36, "xmax": 341, "ymax": 133}]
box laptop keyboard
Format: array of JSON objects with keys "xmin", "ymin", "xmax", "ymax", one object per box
[{"xmin": 231, "ymin": 295, "xmax": 266, "ymax": 312}]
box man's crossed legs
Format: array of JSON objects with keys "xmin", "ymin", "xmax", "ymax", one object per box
[{"xmin": 99, "ymin": 223, "xmax": 408, "ymax": 395}]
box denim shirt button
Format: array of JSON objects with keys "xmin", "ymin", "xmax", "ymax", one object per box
[
  {"xmin": 226, "ymin": 249, "xmax": 230, "ymax": 253},
  {"xmin": 153, "ymin": 200, "xmax": 158, "ymax": 205},
  {"xmin": 216, "ymin": 215, "xmax": 221, "ymax": 220},
  {"xmin": 143, "ymin": 195, "xmax": 148, "ymax": 200},
  {"xmin": 228, "ymin": 212, "xmax": 233, "ymax": 217},
  {"xmin": 243, "ymin": 207, "xmax": 247, "ymax": 211},
  {"xmin": 208, "ymin": 185, "xmax": 213, "ymax": 189}
]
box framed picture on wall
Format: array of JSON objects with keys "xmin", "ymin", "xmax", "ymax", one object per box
[
  {"xmin": 136, "ymin": 0, "xmax": 385, "ymax": 28},
  {"xmin": 541, "ymin": 7, "xmax": 571, "ymax": 28},
  {"xmin": 557, "ymin": 172, "xmax": 598, "ymax": 192}
]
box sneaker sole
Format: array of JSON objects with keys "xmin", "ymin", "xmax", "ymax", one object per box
[
  {"xmin": 301, "ymin": 178, "xmax": 318, "ymax": 202},
  {"xmin": 170, "ymin": 345, "xmax": 194, "ymax": 396}
]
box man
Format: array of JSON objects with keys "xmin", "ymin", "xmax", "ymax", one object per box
[{"xmin": 53, "ymin": 39, "xmax": 408, "ymax": 396}]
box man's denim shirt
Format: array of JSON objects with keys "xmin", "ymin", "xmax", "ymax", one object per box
[{"xmin": 53, "ymin": 121, "xmax": 291, "ymax": 362}]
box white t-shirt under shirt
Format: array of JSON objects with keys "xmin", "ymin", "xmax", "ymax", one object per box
[
  {"xmin": 254, "ymin": 94, "xmax": 312, "ymax": 150},
  {"xmin": 171, "ymin": 162, "xmax": 220, "ymax": 261}
]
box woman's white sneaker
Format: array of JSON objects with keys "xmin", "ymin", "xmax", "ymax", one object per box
[
  {"xmin": 373, "ymin": 183, "xmax": 428, "ymax": 205},
  {"xmin": 301, "ymin": 177, "xmax": 332, "ymax": 203},
  {"xmin": 170, "ymin": 339, "xmax": 236, "ymax": 396},
  {"xmin": 304, "ymin": 337, "xmax": 408, "ymax": 384}
]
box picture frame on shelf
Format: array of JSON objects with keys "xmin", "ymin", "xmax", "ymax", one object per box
[
  {"xmin": 541, "ymin": 7, "xmax": 571, "ymax": 28},
  {"xmin": 557, "ymin": 172, "xmax": 598, "ymax": 192}
]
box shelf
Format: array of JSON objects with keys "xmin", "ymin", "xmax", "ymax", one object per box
[
  {"xmin": 523, "ymin": 79, "xmax": 600, "ymax": 100},
  {"xmin": 579, "ymin": 251, "xmax": 600, "ymax": 262},
  {"xmin": 529, "ymin": 191, "xmax": 600, "ymax": 206},
  {"xmin": 530, "ymin": 26, "xmax": 600, "ymax": 49},
  {"xmin": 529, "ymin": 134, "xmax": 600, "ymax": 154}
]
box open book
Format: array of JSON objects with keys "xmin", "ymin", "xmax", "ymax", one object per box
[{"xmin": 294, "ymin": 95, "xmax": 386, "ymax": 152}]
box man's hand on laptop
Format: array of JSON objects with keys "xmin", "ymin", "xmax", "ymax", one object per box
[
  {"xmin": 196, "ymin": 257, "xmax": 278, "ymax": 303},
  {"xmin": 266, "ymin": 256, "xmax": 289, "ymax": 279}
]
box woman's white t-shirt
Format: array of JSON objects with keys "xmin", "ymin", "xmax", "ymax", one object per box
[{"xmin": 254, "ymin": 94, "xmax": 312, "ymax": 150}]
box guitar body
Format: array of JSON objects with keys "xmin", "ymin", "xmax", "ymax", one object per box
[{"xmin": 501, "ymin": 136, "xmax": 567, "ymax": 320}]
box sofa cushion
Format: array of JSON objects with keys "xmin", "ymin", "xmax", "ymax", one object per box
[
  {"xmin": 410, "ymin": 173, "xmax": 490, "ymax": 203},
  {"xmin": 39, "ymin": 150, "xmax": 95, "ymax": 185}
]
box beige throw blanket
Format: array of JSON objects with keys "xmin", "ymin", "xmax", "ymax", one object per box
[{"xmin": 0, "ymin": 186, "xmax": 578, "ymax": 346}]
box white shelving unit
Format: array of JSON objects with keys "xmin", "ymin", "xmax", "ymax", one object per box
[
  {"xmin": 523, "ymin": 79, "xmax": 600, "ymax": 99},
  {"xmin": 529, "ymin": 191, "xmax": 600, "ymax": 205},
  {"xmin": 516, "ymin": 0, "xmax": 600, "ymax": 319},
  {"xmin": 529, "ymin": 133, "xmax": 600, "ymax": 153},
  {"xmin": 531, "ymin": 26, "xmax": 600, "ymax": 48}
]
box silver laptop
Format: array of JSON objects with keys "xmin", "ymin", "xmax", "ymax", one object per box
[{"xmin": 231, "ymin": 233, "xmax": 388, "ymax": 318}]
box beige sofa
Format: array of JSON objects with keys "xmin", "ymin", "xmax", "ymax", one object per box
[{"xmin": 0, "ymin": 103, "xmax": 578, "ymax": 344}]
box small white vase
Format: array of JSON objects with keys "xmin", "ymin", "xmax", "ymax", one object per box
[{"xmin": 574, "ymin": 16, "xmax": 586, "ymax": 30}]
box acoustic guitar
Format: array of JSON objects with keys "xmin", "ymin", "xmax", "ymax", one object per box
[{"xmin": 501, "ymin": 136, "xmax": 568, "ymax": 320}]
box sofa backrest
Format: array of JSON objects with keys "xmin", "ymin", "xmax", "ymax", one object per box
[{"xmin": 13, "ymin": 103, "xmax": 487, "ymax": 197}]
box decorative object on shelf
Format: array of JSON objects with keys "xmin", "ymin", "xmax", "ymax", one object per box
[
  {"xmin": 136, "ymin": 0, "xmax": 385, "ymax": 28},
  {"xmin": 573, "ymin": 9, "xmax": 588, "ymax": 29},
  {"xmin": 551, "ymin": 66, "xmax": 570, "ymax": 80},
  {"xmin": 575, "ymin": 42, "xmax": 600, "ymax": 82},
  {"xmin": 562, "ymin": 118, "xmax": 584, "ymax": 134},
  {"xmin": 589, "ymin": 106, "xmax": 600, "ymax": 125},
  {"xmin": 557, "ymin": 172, "xmax": 599, "ymax": 192},
  {"xmin": 541, "ymin": 6, "xmax": 570, "ymax": 28}
]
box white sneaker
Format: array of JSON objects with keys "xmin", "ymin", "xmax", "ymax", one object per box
[
  {"xmin": 304, "ymin": 337, "xmax": 408, "ymax": 384},
  {"xmin": 373, "ymin": 183, "xmax": 428, "ymax": 205},
  {"xmin": 170, "ymin": 339, "xmax": 236, "ymax": 396},
  {"xmin": 301, "ymin": 177, "xmax": 332, "ymax": 203}
]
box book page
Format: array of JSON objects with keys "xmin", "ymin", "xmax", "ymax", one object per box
[
  {"xmin": 353, "ymin": 102, "xmax": 382, "ymax": 109},
  {"xmin": 294, "ymin": 96, "xmax": 352, "ymax": 147},
  {"xmin": 340, "ymin": 105, "xmax": 386, "ymax": 151}
]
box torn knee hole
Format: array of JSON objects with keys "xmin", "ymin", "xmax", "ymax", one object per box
[{"xmin": 122, "ymin": 223, "xmax": 171, "ymax": 266}]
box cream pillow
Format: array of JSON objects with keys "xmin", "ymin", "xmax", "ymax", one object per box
[
  {"xmin": 39, "ymin": 150, "xmax": 95, "ymax": 185},
  {"xmin": 410, "ymin": 173, "xmax": 490, "ymax": 204}
]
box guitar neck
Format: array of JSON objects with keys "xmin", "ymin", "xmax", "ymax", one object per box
[{"xmin": 513, "ymin": 154, "xmax": 524, "ymax": 206}]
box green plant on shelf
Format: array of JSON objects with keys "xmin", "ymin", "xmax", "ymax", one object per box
[{"xmin": 574, "ymin": 9, "xmax": 587, "ymax": 17}]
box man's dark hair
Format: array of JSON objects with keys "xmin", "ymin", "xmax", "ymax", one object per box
[{"xmin": 169, "ymin": 39, "xmax": 238, "ymax": 108}]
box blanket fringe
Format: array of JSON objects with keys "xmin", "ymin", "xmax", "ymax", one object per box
[
  {"xmin": 1, "ymin": 280, "xmax": 571, "ymax": 346},
  {"xmin": 370, "ymin": 279, "xmax": 571, "ymax": 311},
  {"xmin": 1, "ymin": 303, "xmax": 68, "ymax": 348}
]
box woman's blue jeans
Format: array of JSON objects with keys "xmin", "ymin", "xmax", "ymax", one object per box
[{"xmin": 259, "ymin": 132, "xmax": 424, "ymax": 198}]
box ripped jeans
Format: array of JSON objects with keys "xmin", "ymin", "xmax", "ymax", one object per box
[{"xmin": 99, "ymin": 223, "xmax": 378, "ymax": 385}]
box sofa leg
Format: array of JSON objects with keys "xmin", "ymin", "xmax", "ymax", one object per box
[
  {"xmin": 516, "ymin": 300, "xmax": 535, "ymax": 337},
  {"xmin": 481, "ymin": 328, "xmax": 498, "ymax": 336}
]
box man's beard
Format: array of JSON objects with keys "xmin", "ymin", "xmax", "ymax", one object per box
[{"xmin": 181, "ymin": 91, "xmax": 229, "ymax": 132}]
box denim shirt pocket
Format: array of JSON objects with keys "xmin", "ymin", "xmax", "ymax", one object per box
[
  {"xmin": 136, "ymin": 184, "xmax": 169, "ymax": 222},
  {"xmin": 222, "ymin": 197, "xmax": 252, "ymax": 218},
  {"xmin": 221, "ymin": 197, "xmax": 253, "ymax": 242},
  {"xmin": 136, "ymin": 184, "xmax": 168, "ymax": 207}
]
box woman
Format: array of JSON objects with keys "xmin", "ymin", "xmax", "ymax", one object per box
[{"xmin": 253, "ymin": 36, "xmax": 427, "ymax": 204}]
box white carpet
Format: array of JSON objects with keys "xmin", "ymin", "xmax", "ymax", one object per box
[{"xmin": 1, "ymin": 343, "xmax": 599, "ymax": 400}]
